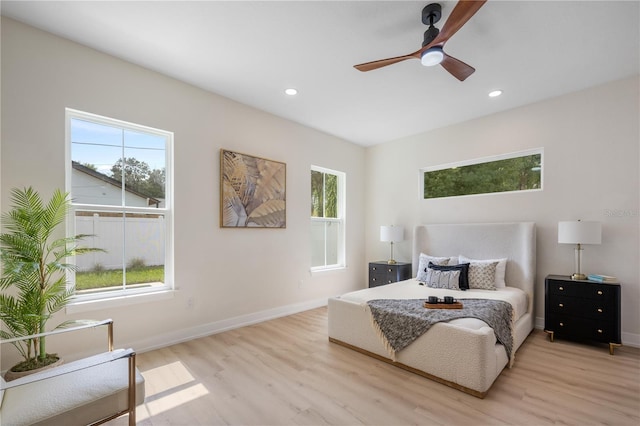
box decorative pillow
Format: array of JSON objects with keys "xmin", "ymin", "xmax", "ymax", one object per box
[
  {"xmin": 425, "ymin": 268, "xmax": 460, "ymax": 290},
  {"xmin": 459, "ymin": 255, "xmax": 508, "ymax": 288},
  {"xmin": 428, "ymin": 262, "xmax": 470, "ymax": 290},
  {"xmin": 465, "ymin": 260, "xmax": 499, "ymax": 290},
  {"xmin": 416, "ymin": 253, "xmax": 450, "ymax": 282}
]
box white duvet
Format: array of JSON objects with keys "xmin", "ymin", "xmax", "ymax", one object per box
[{"xmin": 339, "ymin": 278, "xmax": 529, "ymax": 325}]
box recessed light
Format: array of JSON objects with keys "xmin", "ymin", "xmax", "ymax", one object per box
[
  {"xmin": 488, "ymin": 90, "xmax": 503, "ymax": 98},
  {"xmin": 285, "ymin": 88, "xmax": 298, "ymax": 96}
]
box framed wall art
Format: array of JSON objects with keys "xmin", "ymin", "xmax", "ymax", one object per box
[{"xmin": 220, "ymin": 149, "xmax": 286, "ymax": 228}]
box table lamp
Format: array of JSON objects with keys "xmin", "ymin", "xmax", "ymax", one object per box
[
  {"xmin": 380, "ymin": 225, "xmax": 403, "ymax": 265},
  {"xmin": 558, "ymin": 220, "xmax": 601, "ymax": 280}
]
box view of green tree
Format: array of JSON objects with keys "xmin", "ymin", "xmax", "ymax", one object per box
[
  {"xmin": 311, "ymin": 170, "xmax": 324, "ymax": 217},
  {"xmin": 111, "ymin": 157, "xmax": 165, "ymax": 198},
  {"xmin": 424, "ymin": 153, "xmax": 541, "ymax": 199},
  {"xmin": 311, "ymin": 170, "xmax": 338, "ymax": 218},
  {"xmin": 82, "ymin": 163, "xmax": 98, "ymax": 171}
]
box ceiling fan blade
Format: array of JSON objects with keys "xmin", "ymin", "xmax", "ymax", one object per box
[
  {"xmin": 354, "ymin": 50, "xmax": 421, "ymax": 72},
  {"xmin": 432, "ymin": 0, "xmax": 487, "ymax": 46},
  {"xmin": 441, "ymin": 53, "xmax": 475, "ymax": 81}
]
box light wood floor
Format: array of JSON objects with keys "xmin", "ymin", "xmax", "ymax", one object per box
[{"xmin": 109, "ymin": 307, "xmax": 640, "ymax": 426}]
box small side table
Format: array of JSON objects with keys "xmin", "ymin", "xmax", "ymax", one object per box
[
  {"xmin": 544, "ymin": 274, "xmax": 622, "ymax": 355},
  {"xmin": 368, "ymin": 261, "xmax": 412, "ymax": 288}
]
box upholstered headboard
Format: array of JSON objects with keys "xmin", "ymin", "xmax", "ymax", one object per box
[{"xmin": 412, "ymin": 222, "xmax": 536, "ymax": 299}]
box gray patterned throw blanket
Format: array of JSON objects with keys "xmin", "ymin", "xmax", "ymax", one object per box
[{"xmin": 367, "ymin": 298, "xmax": 515, "ymax": 366}]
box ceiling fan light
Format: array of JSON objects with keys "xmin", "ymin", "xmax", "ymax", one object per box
[{"xmin": 421, "ymin": 47, "xmax": 444, "ymax": 67}]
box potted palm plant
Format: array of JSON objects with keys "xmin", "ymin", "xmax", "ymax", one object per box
[{"xmin": 0, "ymin": 187, "xmax": 101, "ymax": 380}]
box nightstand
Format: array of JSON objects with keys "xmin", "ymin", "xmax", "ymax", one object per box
[
  {"xmin": 544, "ymin": 274, "xmax": 622, "ymax": 354},
  {"xmin": 369, "ymin": 261, "xmax": 412, "ymax": 288}
]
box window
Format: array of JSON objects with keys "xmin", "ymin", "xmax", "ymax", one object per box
[
  {"xmin": 66, "ymin": 109, "xmax": 173, "ymax": 300},
  {"xmin": 422, "ymin": 149, "xmax": 543, "ymax": 199},
  {"xmin": 311, "ymin": 166, "xmax": 345, "ymax": 270}
]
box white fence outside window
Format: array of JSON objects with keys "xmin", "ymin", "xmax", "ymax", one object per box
[{"xmin": 75, "ymin": 213, "xmax": 165, "ymax": 272}]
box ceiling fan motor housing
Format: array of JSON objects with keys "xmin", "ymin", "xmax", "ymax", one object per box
[
  {"xmin": 421, "ymin": 3, "xmax": 442, "ymax": 47},
  {"xmin": 423, "ymin": 26, "xmax": 440, "ymax": 47}
]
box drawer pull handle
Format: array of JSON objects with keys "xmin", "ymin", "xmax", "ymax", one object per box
[
  {"xmin": 558, "ymin": 303, "xmax": 564, "ymax": 308},
  {"xmin": 559, "ymin": 322, "xmax": 564, "ymax": 327},
  {"xmin": 372, "ymin": 278, "xmax": 376, "ymax": 281},
  {"xmin": 597, "ymin": 329, "xmax": 603, "ymax": 334},
  {"xmin": 372, "ymin": 267, "xmax": 377, "ymax": 271},
  {"xmin": 388, "ymin": 268, "xmax": 392, "ymax": 272},
  {"xmin": 597, "ymin": 308, "xmax": 603, "ymax": 313},
  {"xmin": 387, "ymin": 280, "xmax": 392, "ymax": 283},
  {"xmin": 597, "ymin": 290, "xmax": 603, "ymax": 295},
  {"xmin": 559, "ymin": 286, "xmax": 564, "ymax": 291}
]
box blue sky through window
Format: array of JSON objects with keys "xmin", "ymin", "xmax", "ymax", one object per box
[{"xmin": 71, "ymin": 118, "xmax": 166, "ymax": 175}]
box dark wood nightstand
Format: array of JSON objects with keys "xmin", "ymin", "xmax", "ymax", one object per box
[
  {"xmin": 544, "ymin": 274, "xmax": 622, "ymax": 354},
  {"xmin": 369, "ymin": 261, "xmax": 412, "ymax": 288}
]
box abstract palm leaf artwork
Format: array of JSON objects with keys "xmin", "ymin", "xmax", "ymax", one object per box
[{"xmin": 220, "ymin": 150, "xmax": 286, "ymax": 228}]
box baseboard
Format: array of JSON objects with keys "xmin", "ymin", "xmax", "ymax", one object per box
[
  {"xmin": 131, "ymin": 297, "xmax": 329, "ymax": 354},
  {"xmin": 534, "ymin": 316, "xmax": 545, "ymax": 331},
  {"xmin": 535, "ymin": 316, "xmax": 640, "ymax": 348},
  {"xmin": 621, "ymin": 332, "xmax": 640, "ymax": 348}
]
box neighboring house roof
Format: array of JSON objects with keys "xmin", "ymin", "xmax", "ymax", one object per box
[{"xmin": 72, "ymin": 161, "xmax": 160, "ymax": 207}]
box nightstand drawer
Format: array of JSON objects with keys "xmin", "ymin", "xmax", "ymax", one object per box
[
  {"xmin": 548, "ymin": 280, "xmax": 578, "ymax": 296},
  {"xmin": 550, "ymin": 296, "xmax": 615, "ymax": 319},
  {"xmin": 547, "ymin": 314, "xmax": 615, "ymax": 342},
  {"xmin": 583, "ymin": 283, "xmax": 615, "ymax": 302},
  {"xmin": 549, "ymin": 295, "xmax": 581, "ymax": 315}
]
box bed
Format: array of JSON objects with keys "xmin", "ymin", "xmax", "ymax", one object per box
[{"xmin": 328, "ymin": 222, "xmax": 536, "ymax": 398}]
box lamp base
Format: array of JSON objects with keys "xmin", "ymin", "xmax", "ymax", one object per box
[
  {"xmin": 571, "ymin": 273, "xmax": 587, "ymax": 280},
  {"xmin": 387, "ymin": 259, "xmax": 397, "ymax": 265}
]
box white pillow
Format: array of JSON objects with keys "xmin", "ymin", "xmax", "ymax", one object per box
[
  {"xmin": 416, "ymin": 253, "xmax": 450, "ymax": 282},
  {"xmin": 425, "ymin": 268, "xmax": 460, "ymax": 290},
  {"xmin": 459, "ymin": 255, "xmax": 508, "ymax": 288}
]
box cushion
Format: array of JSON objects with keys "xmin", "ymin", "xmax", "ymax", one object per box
[
  {"xmin": 460, "ymin": 255, "xmax": 508, "ymax": 288},
  {"xmin": 416, "ymin": 253, "xmax": 450, "ymax": 282},
  {"xmin": 0, "ymin": 350, "xmax": 145, "ymax": 425},
  {"xmin": 424, "ymin": 268, "xmax": 461, "ymax": 290},
  {"xmin": 428, "ymin": 262, "xmax": 470, "ymax": 290},
  {"xmin": 464, "ymin": 259, "xmax": 499, "ymax": 290}
]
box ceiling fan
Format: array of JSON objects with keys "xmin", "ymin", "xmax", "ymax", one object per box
[{"xmin": 354, "ymin": 0, "xmax": 487, "ymax": 81}]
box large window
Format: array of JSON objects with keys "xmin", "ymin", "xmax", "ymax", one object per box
[
  {"xmin": 66, "ymin": 109, "xmax": 173, "ymax": 300},
  {"xmin": 422, "ymin": 149, "xmax": 543, "ymax": 199},
  {"xmin": 311, "ymin": 166, "xmax": 345, "ymax": 270}
]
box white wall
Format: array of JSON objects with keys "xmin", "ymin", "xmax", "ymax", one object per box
[
  {"xmin": 365, "ymin": 75, "xmax": 640, "ymax": 345},
  {"xmin": 1, "ymin": 18, "xmax": 366, "ymax": 366}
]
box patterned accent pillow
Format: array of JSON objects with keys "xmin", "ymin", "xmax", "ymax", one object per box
[
  {"xmin": 416, "ymin": 253, "xmax": 450, "ymax": 282},
  {"xmin": 459, "ymin": 255, "xmax": 508, "ymax": 288},
  {"xmin": 425, "ymin": 268, "xmax": 461, "ymax": 290},
  {"xmin": 428, "ymin": 262, "xmax": 470, "ymax": 290},
  {"xmin": 467, "ymin": 260, "xmax": 499, "ymax": 290}
]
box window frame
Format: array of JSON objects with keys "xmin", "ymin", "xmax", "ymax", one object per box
[
  {"xmin": 65, "ymin": 108, "xmax": 174, "ymax": 303},
  {"xmin": 420, "ymin": 148, "xmax": 544, "ymax": 200},
  {"xmin": 310, "ymin": 165, "xmax": 346, "ymax": 272}
]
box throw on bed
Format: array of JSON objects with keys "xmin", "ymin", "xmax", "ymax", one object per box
[{"xmin": 366, "ymin": 299, "xmax": 515, "ymax": 366}]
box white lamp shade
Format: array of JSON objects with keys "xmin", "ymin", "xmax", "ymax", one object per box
[
  {"xmin": 558, "ymin": 221, "xmax": 601, "ymax": 244},
  {"xmin": 380, "ymin": 225, "xmax": 404, "ymax": 243}
]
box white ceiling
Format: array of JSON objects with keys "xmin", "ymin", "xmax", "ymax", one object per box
[{"xmin": 2, "ymin": 1, "xmax": 639, "ymax": 146}]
